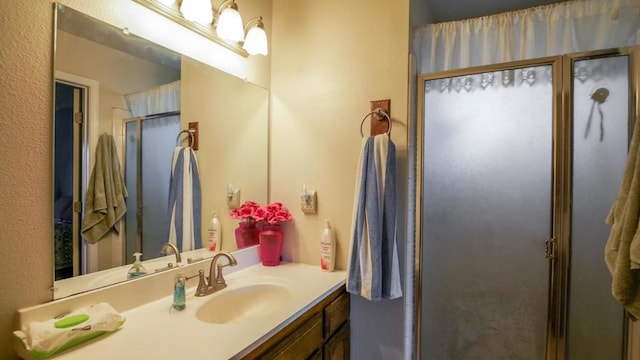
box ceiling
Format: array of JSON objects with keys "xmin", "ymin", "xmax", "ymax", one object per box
[{"xmin": 425, "ymin": 0, "xmax": 567, "ymax": 23}]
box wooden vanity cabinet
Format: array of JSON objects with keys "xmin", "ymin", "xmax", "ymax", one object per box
[{"xmin": 245, "ymin": 285, "xmax": 350, "ymax": 360}]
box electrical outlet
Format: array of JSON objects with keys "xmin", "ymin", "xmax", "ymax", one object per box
[
  {"xmin": 227, "ymin": 189, "xmax": 241, "ymax": 209},
  {"xmin": 301, "ymin": 191, "xmax": 317, "ymax": 214}
]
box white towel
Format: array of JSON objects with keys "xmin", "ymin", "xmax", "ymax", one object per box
[
  {"xmin": 14, "ymin": 303, "xmax": 125, "ymax": 359},
  {"xmin": 347, "ymin": 134, "xmax": 402, "ymax": 300},
  {"xmin": 167, "ymin": 147, "xmax": 202, "ymax": 252}
]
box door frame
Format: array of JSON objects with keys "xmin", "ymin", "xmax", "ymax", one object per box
[{"xmin": 54, "ymin": 71, "xmax": 99, "ymax": 276}]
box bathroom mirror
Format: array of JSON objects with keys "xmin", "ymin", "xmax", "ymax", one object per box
[{"xmin": 52, "ymin": 4, "xmax": 268, "ymax": 299}]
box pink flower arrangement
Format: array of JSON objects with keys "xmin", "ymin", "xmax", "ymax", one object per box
[
  {"xmin": 229, "ymin": 201, "xmax": 293, "ymax": 224},
  {"xmin": 230, "ymin": 201, "xmax": 265, "ymax": 222},
  {"xmin": 262, "ymin": 202, "xmax": 293, "ymax": 224}
]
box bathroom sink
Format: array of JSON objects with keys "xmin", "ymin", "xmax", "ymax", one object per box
[{"xmin": 195, "ymin": 283, "xmax": 291, "ymax": 324}]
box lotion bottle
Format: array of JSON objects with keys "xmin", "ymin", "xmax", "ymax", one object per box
[
  {"xmin": 208, "ymin": 211, "xmax": 221, "ymax": 251},
  {"xmin": 320, "ymin": 220, "xmax": 336, "ymax": 272}
]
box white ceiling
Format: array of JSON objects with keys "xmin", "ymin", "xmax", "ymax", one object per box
[{"xmin": 425, "ymin": 0, "xmax": 567, "ymax": 23}]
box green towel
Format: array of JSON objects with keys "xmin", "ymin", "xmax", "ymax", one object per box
[
  {"xmin": 81, "ymin": 133, "xmax": 128, "ymax": 243},
  {"xmin": 605, "ymin": 118, "xmax": 640, "ymax": 319}
]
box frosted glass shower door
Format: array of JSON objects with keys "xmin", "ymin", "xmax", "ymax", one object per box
[
  {"xmin": 421, "ymin": 65, "xmax": 554, "ymax": 359},
  {"xmin": 123, "ymin": 115, "xmax": 180, "ymax": 263},
  {"xmin": 567, "ymin": 55, "xmax": 628, "ymax": 359},
  {"xmin": 140, "ymin": 115, "xmax": 180, "ymax": 258}
]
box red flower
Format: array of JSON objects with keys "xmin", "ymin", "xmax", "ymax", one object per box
[
  {"xmin": 230, "ymin": 201, "xmax": 264, "ymax": 222},
  {"xmin": 230, "ymin": 201, "xmax": 293, "ymax": 224},
  {"xmin": 262, "ymin": 202, "xmax": 293, "ymax": 224}
]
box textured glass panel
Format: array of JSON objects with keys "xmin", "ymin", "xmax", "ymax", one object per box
[
  {"xmin": 141, "ymin": 116, "xmax": 180, "ymax": 258},
  {"xmin": 568, "ymin": 55, "xmax": 627, "ymax": 360},
  {"xmin": 421, "ymin": 65, "xmax": 553, "ymax": 360},
  {"xmin": 124, "ymin": 121, "xmax": 138, "ymax": 263}
]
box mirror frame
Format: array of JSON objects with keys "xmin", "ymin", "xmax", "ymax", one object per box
[{"xmin": 51, "ymin": 3, "xmax": 268, "ymax": 299}]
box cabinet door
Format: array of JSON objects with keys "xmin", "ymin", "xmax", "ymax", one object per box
[
  {"xmin": 263, "ymin": 312, "xmax": 323, "ymax": 360},
  {"xmin": 323, "ymin": 322, "xmax": 350, "ymax": 360},
  {"xmin": 324, "ymin": 291, "xmax": 349, "ymax": 337}
]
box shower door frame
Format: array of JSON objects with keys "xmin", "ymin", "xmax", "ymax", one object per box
[{"xmin": 414, "ymin": 47, "xmax": 639, "ymax": 360}]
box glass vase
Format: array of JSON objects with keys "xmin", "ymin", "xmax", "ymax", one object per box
[
  {"xmin": 259, "ymin": 223, "xmax": 284, "ymax": 266},
  {"xmin": 234, "ymin": 220, "xmax": 259, "ymax": 249}
]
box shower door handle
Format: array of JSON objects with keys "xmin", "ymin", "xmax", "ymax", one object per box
[{"xmin": 545, "ymin": 237, "xmax": 556, "ymax": 259}]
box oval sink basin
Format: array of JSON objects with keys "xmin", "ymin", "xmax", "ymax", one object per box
[{"xmin": 195, "ymin": 283, "xmax": 290, "ymax": 324}]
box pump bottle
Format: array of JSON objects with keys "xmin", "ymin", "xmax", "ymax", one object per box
[
  {"xmin": 208, "ymin": 211, "xmax": 221, "ymax": 251},
  {"xmin": 127, "ymin": 252, "xmax": 148, "ymax": 279},
  {"xmin": 320, "ymin": 220, "xmax": 336, "ymax": 272},
  {"xmin": 173, "ymin": 272, "xmax": 186, "ymax": 310}
]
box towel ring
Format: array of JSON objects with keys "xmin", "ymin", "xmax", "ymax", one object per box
[
  {"xmin": 176, "ymin": 130, "xmax": 194, "ymax": 147},
  {"xmin": 359, "ymin": 108, "xmax": 392, "ymax": 137}
]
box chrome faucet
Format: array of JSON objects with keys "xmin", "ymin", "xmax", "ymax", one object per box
[
  {"xmin": 160, "ymin": 243, "xmax": 182, "ymax": 265},
  {"xmin": 195, "ymin": 252, "xmax": 238, "ymax": 297}
]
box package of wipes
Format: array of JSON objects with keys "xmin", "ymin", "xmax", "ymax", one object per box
[{"xmin": 14, "ymin": 302, "xmax": 126, "ymax": 359}]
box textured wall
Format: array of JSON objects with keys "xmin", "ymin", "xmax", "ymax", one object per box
[
  {"xmin": 270, "ymin": 0, "xmax": 410, "ymax": 357},
  {"xmin": 0, "ymin": 1, "xmax": 54, "ymax": 358}
]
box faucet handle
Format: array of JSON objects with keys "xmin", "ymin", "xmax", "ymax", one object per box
[
  {"xmin": 214, "ymin": 264, "xmax": 229, "ymax": 290},
  {"xmin": 195, "ymin": 270, "xmax": 209, "ymax": 297}
]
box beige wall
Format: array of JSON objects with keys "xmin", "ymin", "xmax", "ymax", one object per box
[
  {"xmin": 0, "ymin": 0, "xmax": 270, "ymax": 358},
  {"xmin": 0, "ymin": 1, "xmax": 53, "ymax": 358},
  {"xmin": 270, "ymin": 0, "xmax": 410, "ymax": 357},
  {"xmin": 181, "ymin": 57, "xmax": 269, "ymax": 253}
]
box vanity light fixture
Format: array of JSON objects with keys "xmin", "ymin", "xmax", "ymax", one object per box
[
  {"xmin": 133, "ymin": 0, "xmax": 269, "ymax": 58},
  {"xmin": 243, "ymin": 16, "xmax": 268, "ymax": 56}
]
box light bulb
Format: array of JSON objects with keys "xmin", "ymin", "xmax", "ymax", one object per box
[
  {"xmin": 243, "ymin": 26, "xmax": 268, "ymax": 55},
  {"xmin": 216, "ymin": 7, "xmax": 244, "ymax": 42},
  {"xmin": 179, "ymin": 0, "xmax": 213, "ymax": 25}
]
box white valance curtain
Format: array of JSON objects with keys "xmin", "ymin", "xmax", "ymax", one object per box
[
  {"xmin": 125, "ymin": 80, "xmax": 181, "ymax": 117},
  {"xmin": 413, "ymin": 0, "xmax": 640, "ymax": 74}
]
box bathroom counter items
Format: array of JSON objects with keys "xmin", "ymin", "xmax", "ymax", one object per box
[
  {"xmin": 22, "ymin": 263, "xmax": 346, "ymax": 360},
  {"xmin": 14, "ymin": 303, "xmax": 125, "ymax": 359}
]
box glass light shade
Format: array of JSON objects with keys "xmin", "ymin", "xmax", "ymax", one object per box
[
  {"xmin": 179, "ymin": 0, "xmax": 213, "ymax": 25},
  {"xmin": 216, "ymin": 7, "xmax": 244, "ymax": 42},
  {"xmin": 156, "ymin": 0, "xmax": 175, "ymax": 5},
  {"xmin": 243, "ymin": 26, "xmax": 268, "ymax": 55}
]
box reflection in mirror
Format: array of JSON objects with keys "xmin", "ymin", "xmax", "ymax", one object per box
[{"xmin": 52, "ymin": 4, "xmax": 268, "ymax": 299}]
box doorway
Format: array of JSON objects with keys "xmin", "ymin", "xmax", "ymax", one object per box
[
  {"xmin": 416, "ymin": 49, "xmax": 634, "ymax": 359},
  {"xmin": 53, "ymin": 81, "xmax": 85, "ymax": 280}
]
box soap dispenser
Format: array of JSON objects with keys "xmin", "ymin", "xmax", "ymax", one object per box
[
  {"xmin": 127, "ymin": 252, "xmax": 148, "ymax": 279},
  {"xmin": 173, "ymin": 272, "xmax": 186, "ymax": 311}
]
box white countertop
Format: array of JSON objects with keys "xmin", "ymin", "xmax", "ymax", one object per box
[{"xmin": 46, "ymin": 263, "xmax": 346, "ymax": 360}]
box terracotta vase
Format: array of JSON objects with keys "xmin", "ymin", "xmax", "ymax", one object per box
[
  {"xmin": 234, "ymin": 220, "xmax": 259, "ymax": 249},
  {"xmin": 259, "ymin": 223, "xmax": 284, "ymax": 266}
]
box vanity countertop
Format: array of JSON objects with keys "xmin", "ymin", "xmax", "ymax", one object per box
[{"xmin": 46, "ymin": 263, "xmax": 346, "ymax": 360}]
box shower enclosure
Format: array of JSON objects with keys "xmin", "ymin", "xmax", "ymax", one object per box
[
  {"xmin": 123, "ymin": 112, "xmax": 180, "ymax": 264},
  {"xmin": 417, "ymin": 48, "xmax": 637, "ymax": 359}
]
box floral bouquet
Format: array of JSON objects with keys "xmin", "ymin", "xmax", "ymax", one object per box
[
  {"xmin": 262, "ymin": 202, "xmax": 293, "ymax": 224},
  {"xmin": 230, "ymin": 201, "xmax": 265, "ymax": 223}
]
